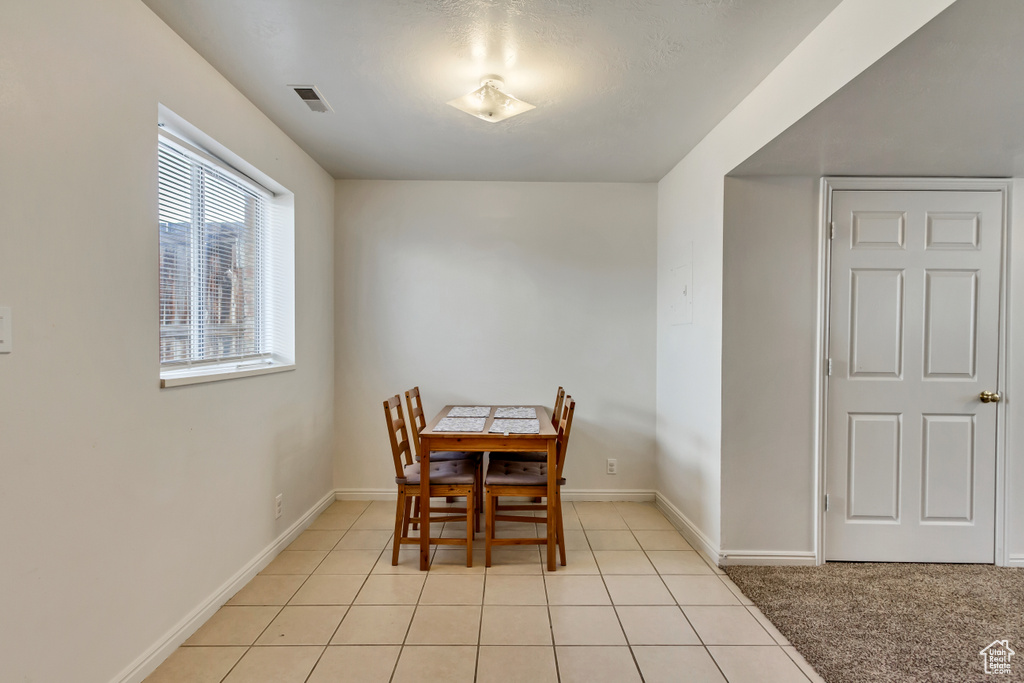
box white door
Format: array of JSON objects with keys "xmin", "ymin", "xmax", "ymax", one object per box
[{"xmin": 826, "ymin": 190, "xmax": 1003, "ymax": 562}]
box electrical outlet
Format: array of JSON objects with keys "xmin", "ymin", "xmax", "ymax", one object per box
[
  {"xmin": 275, "ymin": 494, "xmax": 283, "ymax": 519},
  {"xmin": 606, "ymin": 459, "xmax": 617, "ymax": 475}
]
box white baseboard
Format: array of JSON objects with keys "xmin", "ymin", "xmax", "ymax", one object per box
[
  {"xmin": 1007, "ymin": 554, "xmax": 1024, "ymax": 568},
  {"xmin": 112, "ymin": 490, "xmax": 336, "ymax": 683},
  {"xmin": 719, "ymin": 550, "xmax": 818, "ymax": 566},
  {"xmin": 335, "ymin": 488, "xmax": 655, "ymax": 503},
  {"xmin": 335, "ymin": 488, "xmax": 396, "ymax": 500},
  {"xmin": 654, "ymin": 492, "xmax": 723, "ymax": 567}
]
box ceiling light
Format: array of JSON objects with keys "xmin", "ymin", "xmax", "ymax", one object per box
[{"xmin": 447, "ymin": 75, "xmax": 535, "ymax": 123}]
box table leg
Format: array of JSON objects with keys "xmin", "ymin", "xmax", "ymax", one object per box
[
  {"xmin": 420, "ymin": 438, "xmax": 430, "ymax": 571},
  {"xmin": 546, "ymin": 438, "xmax": 557, "ymax": 571}
]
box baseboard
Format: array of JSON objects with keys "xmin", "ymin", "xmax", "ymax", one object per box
[
  {"xmin": 334, "ymin": 488, "xmax": 655, "ymax": 502},
  {"xmin": 719, "ymin": 550, "xmax": 818, "ymax": 566},
  {"xmin": 654, "ymin": 492, "xmax": 723, "ymax": 567},
  {"xmin": 112, "ymin": 489, "xmax": 336, "ymax": 683},
  {"xmin": 1007, "ymin": 554, "xmax": 1024, "ymax": 568}
]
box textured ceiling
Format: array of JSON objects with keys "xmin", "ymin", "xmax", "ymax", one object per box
[
  {"xmin": 732, "ymin": 0, "xmax": 1024, "ymax": 178},
  {"xmin": 141, "ymin": 0, "xmax": 842, "ymax": 181}
]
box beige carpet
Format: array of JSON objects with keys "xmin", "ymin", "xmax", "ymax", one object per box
[{"xmin": 724, "ymin": 563, "xmax": 1024, "ymax": 683}]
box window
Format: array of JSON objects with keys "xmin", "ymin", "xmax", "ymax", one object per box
[{"xmin": 157, "ymin": 114, "xmax": 293, "ymax": 387}]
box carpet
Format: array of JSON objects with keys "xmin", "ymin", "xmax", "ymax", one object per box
[{"xmin": 724, "ymin": 563, "xmax": 1024, "ymax": 683}]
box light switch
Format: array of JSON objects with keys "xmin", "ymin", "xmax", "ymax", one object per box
[{"xmin": 0, "ymin": 307, "xmax": 11, "ymax": 353}]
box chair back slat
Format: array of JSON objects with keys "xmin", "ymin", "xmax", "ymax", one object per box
[
  {"xmin": 551, "ymin": 386, "xmax": 565, "ymax": 429},
  {"xmin": 404, "ymin": 386, "xmax": 425, "ymax": 458},
  {"xmin": 383, "ymin": 394, "xmax": 414, "ymax": 476},
  {"xmin": 555, "ymin": 395, "xmax": 576, "ymax": 479}
]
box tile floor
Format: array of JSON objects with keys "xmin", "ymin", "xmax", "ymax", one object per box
[{"xmin": 144, "ymin": 500, "xmax": 825, "ymax": 683}]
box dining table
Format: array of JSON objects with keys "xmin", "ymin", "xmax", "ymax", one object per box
[{"xmin": 418, "ymin": 404, "xmax": 560, "ymax": 571}]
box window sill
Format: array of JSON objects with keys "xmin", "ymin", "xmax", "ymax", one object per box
[{"xmin": 160, "ymin": 361, "xmax": 295, "ymax": 388}]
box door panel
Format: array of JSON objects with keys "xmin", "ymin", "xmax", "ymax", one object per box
[{"xmin": 826, "ymin": 190, "xmax": 1001, "ymax": 563}]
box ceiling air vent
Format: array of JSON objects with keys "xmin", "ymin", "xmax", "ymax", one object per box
[{"xmin": 291, "ymin": 85, "xmax": 333, "ymax": 113}]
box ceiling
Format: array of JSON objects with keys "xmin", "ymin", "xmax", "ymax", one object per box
[
  {"xmin": 141, "ymin": 0, "xmax": 842, "ymax": 182},
  {"xmin": 732, "ymin": 0, "xmax": 1024, "ymax": 178}
]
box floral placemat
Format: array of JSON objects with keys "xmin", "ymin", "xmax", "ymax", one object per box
[
  {"xmin": 447, "ymin": 406, "xmax": 491, "ymax": 418},
  {"xmin": 494, "ymin": 406, "xmax": 537, "ymax": 419},
  {"xmin": 434, "ymin": 417, "xmax": 486, "ymax": 432},
  {"xmin": 489, "ymin": 418, "xmax": 541, "ymax": 434}
]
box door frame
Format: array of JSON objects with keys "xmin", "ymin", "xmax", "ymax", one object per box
[{"xmin": 814, "ymin": 177, "xmax": 1012, "ymax": 566}]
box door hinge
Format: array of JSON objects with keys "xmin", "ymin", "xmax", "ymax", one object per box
[
  {"xmin": 827, "ymin": 358, "xmax": 833, "ymax": 376},
  {"xmin": 830, "ymin": 222, "xmax": 836, "ymax": 240},
  {"xmin": 825, "ymin": 494, "xmax": 830, "ymax": 512}
]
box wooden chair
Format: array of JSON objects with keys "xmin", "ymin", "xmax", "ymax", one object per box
[
  {"xmin": 383, "ymin": 395, "xmax": 476, "ymax": 567},
  {"xmin": 484, "ymin": 395, "xmax": 575, "ymax": 567},
  {"xmin": 488, "ymin": 386, "xmax": 564, "ymax": 463},
  {"xmin": 405, "ymin": 386, "xmax": 483, "ymax": 532}
]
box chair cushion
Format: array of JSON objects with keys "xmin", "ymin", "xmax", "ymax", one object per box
[
  {"xmin": 488, "ymin": 451, "xmax": 546, "ymax": 463},
  {"xmin": 397, "ymin": 459, "xmax": 477, "ymax": 486},
  {"xmin": 485, "ymin": 459, "xmax": 566, "ymax": 487},
  {"xmin": 416, "ymin": 450, "xmax": 483, "ymax": 463}
]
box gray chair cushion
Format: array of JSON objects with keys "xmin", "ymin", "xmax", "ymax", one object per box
[
  {"xmin": 397, "ymin": 459, "xmax": 477, "ymax": 486},
  {"xmin": 488, "ymin": 451, "xmax": 546, "ymax": 463},
  {"xmin": 416, "ymin": 450, "xmax": 483, "ymax": 463},
  {"xmin": 485, "ymin": 459, "xmax": 565, "ymax": 487}
]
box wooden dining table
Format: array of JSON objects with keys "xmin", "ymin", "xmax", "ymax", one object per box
[{"xmin": 418, "ymin": 404, "xmax": 560, "ymax": 571}]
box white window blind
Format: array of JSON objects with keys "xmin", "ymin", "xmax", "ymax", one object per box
[{"xmin": 158, "ymin": 136, "xmax": 272, "ymax": 369}]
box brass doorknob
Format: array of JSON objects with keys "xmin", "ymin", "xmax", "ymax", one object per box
[{"xmin": 980, "ymin": 391, "xmax": 1001, "ymax": 403}]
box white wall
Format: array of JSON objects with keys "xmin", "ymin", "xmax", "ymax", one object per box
[
  {"xmin": 655, "ymin": 0, "xmax": 956, "ymax": 557},
  {"xmin": 334, "ymin": 181, "xmax": 657, "ymax": 495},
  {"xmin": 0, "ymin": 2, "xmax": 335, "ymax": 682},
  {"xmin": 1008, "ymin": 179, "xmax": 1024, "ymax": 566},
  {"xmin": 721, "ymin": 176, "xmax": 820, "ymax": 557}
]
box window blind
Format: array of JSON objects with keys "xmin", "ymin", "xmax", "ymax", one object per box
[{"xmin": 157, "ymin": 137, "xmax": 272, "ymax": 368}]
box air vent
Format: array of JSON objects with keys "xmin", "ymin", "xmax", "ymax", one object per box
[{"xmin": 290, "ymin": 85, "xmax": 333, "ymax": 113}]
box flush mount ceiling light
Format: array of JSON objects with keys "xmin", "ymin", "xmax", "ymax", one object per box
[{"xmin": 446, "ymin": 75, "xmax": 535, "ymax": 123}]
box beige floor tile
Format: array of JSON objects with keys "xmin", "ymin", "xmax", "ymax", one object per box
[
  {"xmin": 314, "ymin": 549, "xmax": 381, "ymax": 575},
  {"xmin": 555, "ymin": 646, "xmax": 641, "ymax": 683},
  {"xmin": 562, "ymin": 529, "xmax": 591, "ymax": 550},
  {"xmin": 405, "ymin": 605, "xmax": 481, "ymax": 644},
  {"xmin": 632, "ymin": 646, "xmax": 726, "ymax": 683},
  {"xmin": 683, "ymin": 606, "xmax": 776, "ymax": 645},
  {"xmin": 143, "ymin": 646, "xmax": 245, "ymax": 683},
  {"xmin": 603, "ymin": 575, "xmax": 675, "ymax": 605},
  {"xmin": 325, "ymin": 500, "xmax": 371, "ymax": 515},
  {"xmin": 484, "ymin": 575, "xmax": 547, "ymax": 605},
  {"xmin": 748, "ymin": 605, "xmax": 790, "ymax": 644},
  {"xmin": 646, "ymin": 550, "xmax": 715, "ymax": 575},
  {"xmin": 307, "ymin": 645, "xmax": 401, "ymax": 683},
  {"xmin": 262, "ymin": 550, "xmax": 328, "ymax": 575},
  {"xmin": 373, "ymin": 548, "xmax": 430, "ymax": 574},
  {"xmin": 419, "ymin": 574, "xmax": 484, "ymax": 604},
  {"xmin": 335, "ymin": 529, "xmax": 394, "ymax": 550},
  {"xmin": 222, "ymin": 645, "xmax": 323, "ymax": 683},
  {"xmin": 542, "ymin": 549, "xmax": 599, "ymax": 575},
  {"xmin": 354, "ymin": 574, "xmax": 425, "ymax": 604},
  {"xmin": 585, "ymin": 530, "xmax": 641, "ymax": 551},
  {"xmin": 289, "ymin": 575, "xmax": 365, "ymax": 605},
  {"xmin": 616, "ymin": 605, "xmax": 701, "ymax": 645},
  {"xmin": 486, "ymin": 547, "xmax": 544, "ymax": 574},
  {"xmin": 350, "ymin": 511, "xmax": 398, "ymax": 530},
  {"xmin": 227, "ymin": 575, "xmax": 305, "ymax": 605},
  {"xmin": 615, "ymin": 503, "xmax": 677, "ymax": 530},
  {"xmin": 720, "ymin": 573, "xmax": 755, "ymax": 605},
  {"xmin": 330, "ymin": 605, "xmax": 415, "ymax": 644},
  {"xmin": 549, "ymin": 606, "xmax": 626, "ymax": 645},
  {"xmin": 560, "ymin": 504, "xmax": 583, "ymax": 530},
  {"xmin": 255, "ymin": 605, "xmax": 347, "ymax": 645},
  {"xmin": 184, "ymin": 606, "xmax": 280, "ymax": 646},
  {"xmin": 784, "ymin": 645, "xmax": 826, "ymax": 683},
  {"xmin": 391, "ymin": 646, "xmax": 477, "ymax": 683},
  {"xmin": 576, "ymin": 512, "xmax": 629, "ymax": 530},
  {"xmin": 431, "ymin": 549, "xmax": 486, "ymax": 574},
  {"xmin": 633, "ymin": 529, "xmax": 693, "ymax": 551},
  {"xmin": 479, "ymin": 605, "xmax": 552, "ymax": 645},
  {"xmin": 663, "ymin": 575, "xmax": 742, "ymax": 605},
  {"xmin": 308, "ymin": 512, "xmax": 360, "ymax": 531},
  {"xmin": 593, "ymin": 550, "xmax": 657, "ymax": 575},
  {"xmin": 544, "ymin": 575, "xmax": 611, "ymax": 605},
  {"xmin": 494, "ymin": 522, "xmax": 542, "ymax": 538},
  {"xmin": 708, "ymin": 645, "xmax": 809, "ymax": 683},
  {"xmin": 477, "ymin": 646, "xmax": 558, "ymax": 683},
  {"xmin": 287, "ymin": 529, "xmax": 346, "ymax": 551}
]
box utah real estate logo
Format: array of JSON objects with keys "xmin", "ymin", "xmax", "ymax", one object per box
[{"xmin": 980, "ymin": 639, "xmax": 1014, "ymax": 675}]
